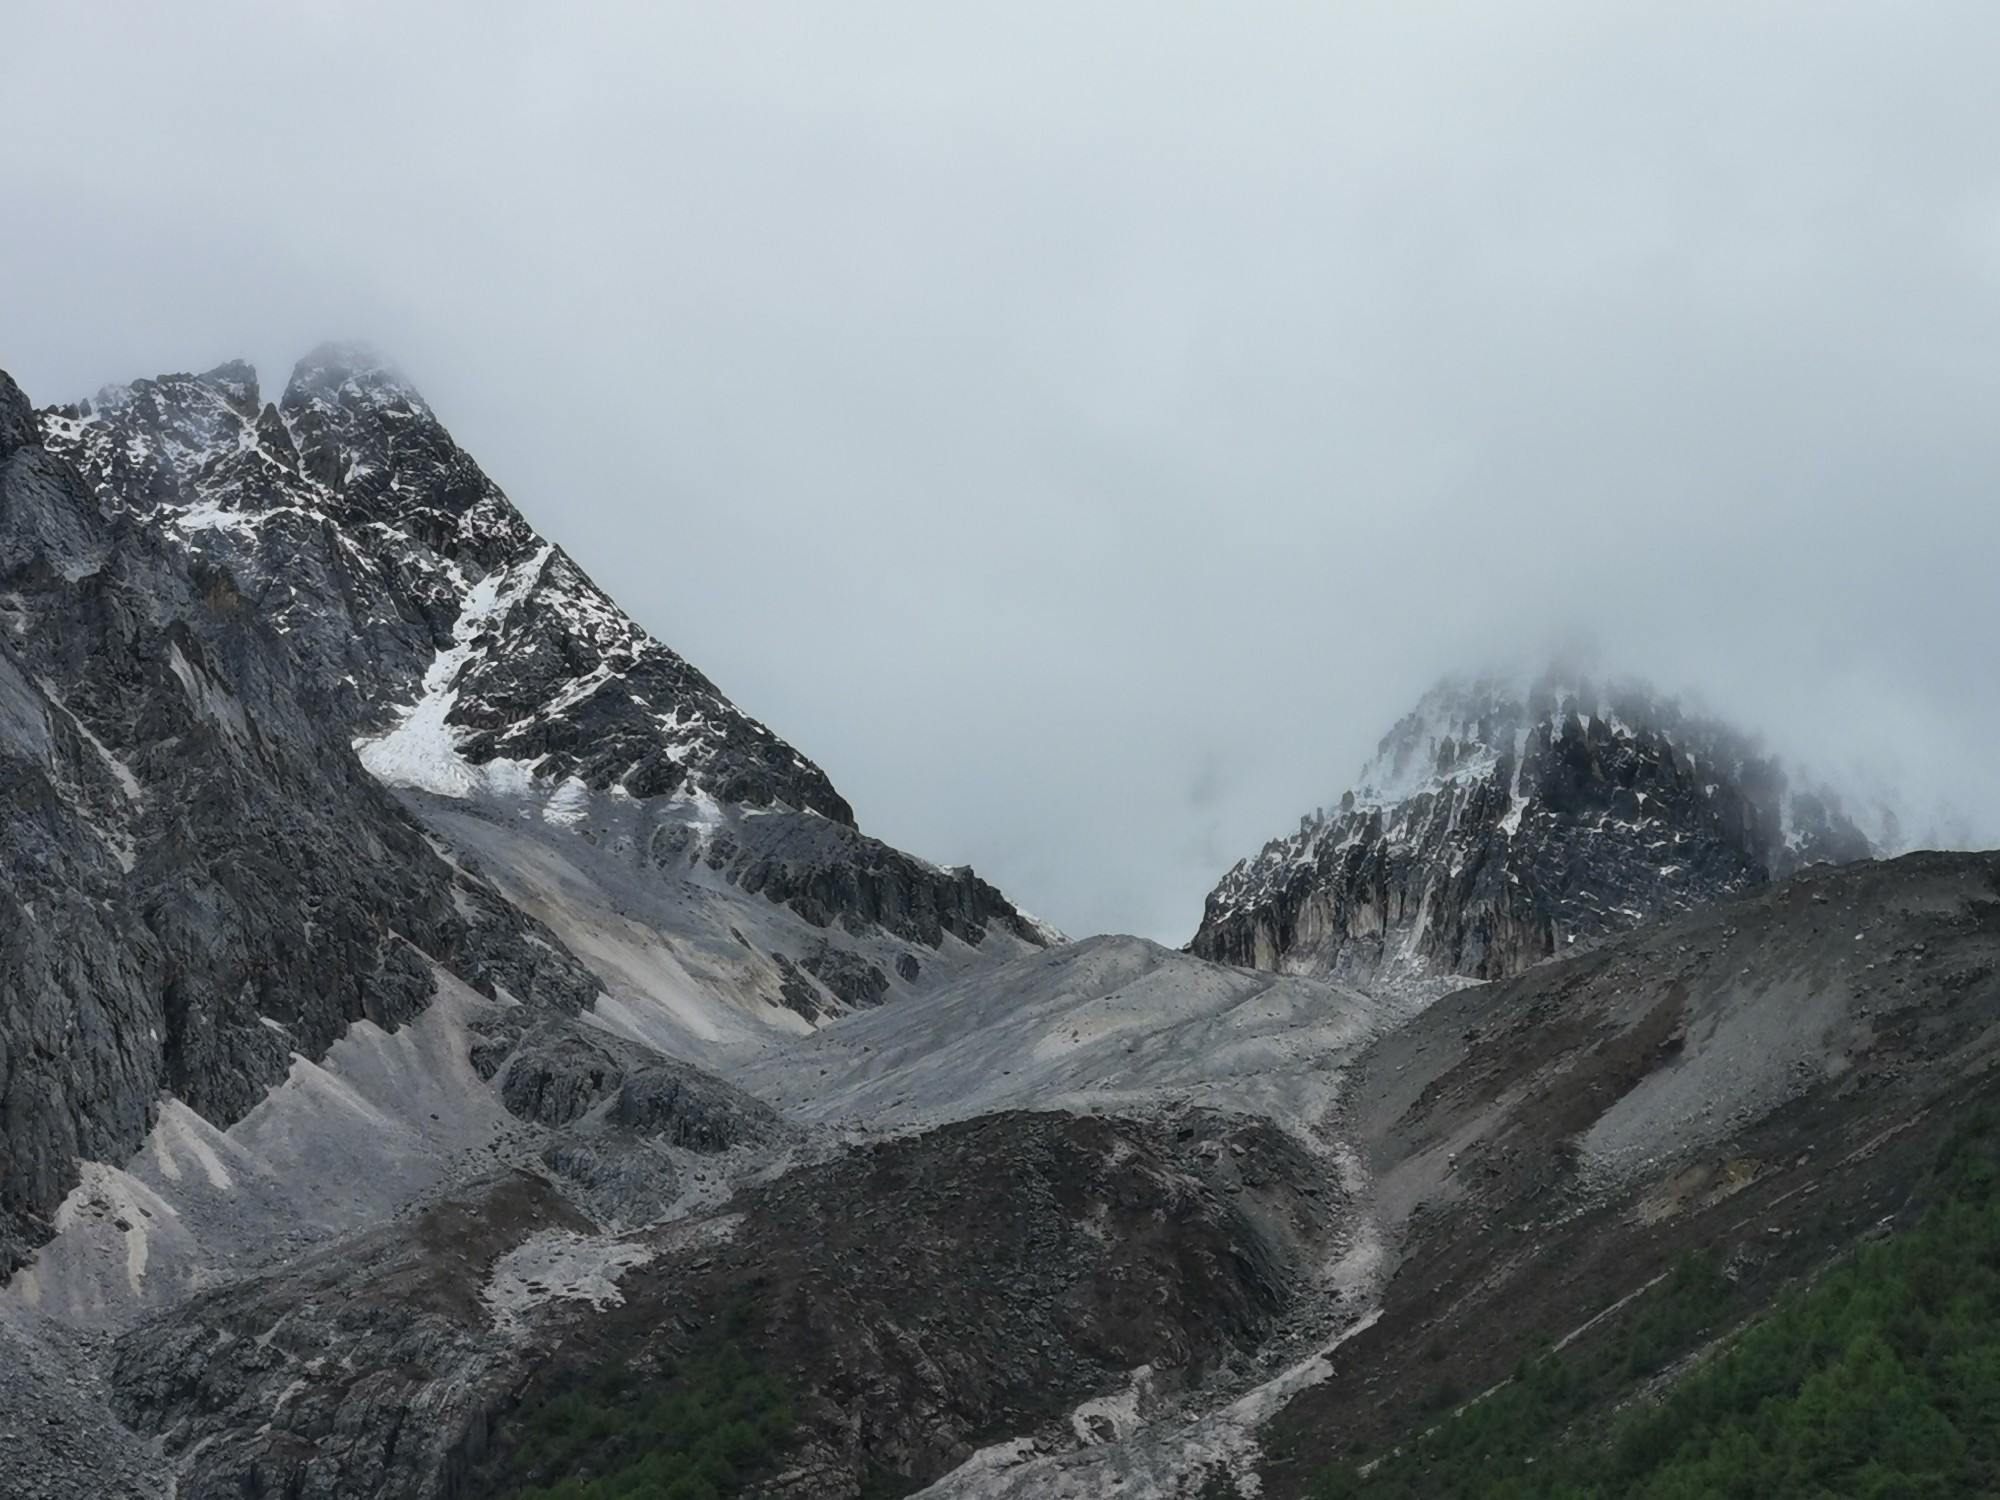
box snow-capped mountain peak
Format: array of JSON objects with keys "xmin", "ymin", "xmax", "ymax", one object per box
[
  {"xmin": 42, "ymin": 351, "xmax": 849, "ymax": 821},
  {"xmin": 1191, "ymin": 668, "xmax": 1875, "ymax": 988},
  {"xmin": 37, "ymin": 351, "xmax": 1055, "ymax": 1042}
]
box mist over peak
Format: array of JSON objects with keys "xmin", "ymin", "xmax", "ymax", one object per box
[
  {"xmin": 1193, "ymin": 665, "xmax": 1875, "ymax": 990},
  {"xmin": 5, "ymin": 6, "xmax": 1997, "ymax": 943},
  {"xmin": 284, "ymin": 341, "xmax": 431, "ymax": 415}
]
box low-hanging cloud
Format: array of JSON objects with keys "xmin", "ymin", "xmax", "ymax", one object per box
[{"xmin": 4, "ymin": 2, "xmax": 1996, "ymax": 941}]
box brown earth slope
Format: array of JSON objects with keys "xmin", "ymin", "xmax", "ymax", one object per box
[{"xmin": 1258, "ymin": 848, "xmax": 2000, "ymax": 1493}]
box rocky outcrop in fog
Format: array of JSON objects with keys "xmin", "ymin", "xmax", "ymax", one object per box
[{"xmin": 1191, "ymin": 672, "xmax": 1873, "ymax": 986}]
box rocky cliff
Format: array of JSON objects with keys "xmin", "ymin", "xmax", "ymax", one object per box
[
  {"xmin": 0, "ymin": 367, "xmax": 599, "ymax": 1278},
  {"xmin": 0, "ymin": 344, "xmax": 1052, "ymax": 1283},
  {"xmin": 41, "ymin": 349, "xmax": 851, "ymax": 816},
  {"xmin": 1189, "ymin": 671, "xmax": 1874, "ymax": 987},
  {"xmin": 37, "ymin": 352, "xmax": 1053, "ymax": 1021}
]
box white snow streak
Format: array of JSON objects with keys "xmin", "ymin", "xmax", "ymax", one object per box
[{"xmin": 355, "ymin": 545, "xmax": 552, "ymax": 796}]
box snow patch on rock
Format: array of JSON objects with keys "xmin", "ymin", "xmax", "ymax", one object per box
[{"xmin": 355, "ymin": 544, "xmax": 553, "ymax": 797}]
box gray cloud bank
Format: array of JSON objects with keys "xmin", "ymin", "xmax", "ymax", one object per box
[{"xmin": 4, "ymin": 3, "xmax": 1996, "ymax": 940}]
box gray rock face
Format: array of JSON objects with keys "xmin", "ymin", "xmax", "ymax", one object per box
[
  {"xmin": 39, "ymin": 351, "xmax": 1053, "ymax": 991},
  {"xmin": 0, "ymin": 1320, "xmax": 162, "ymax": 1500},
  {"xmin": 0, "ymin": 368, "xmax": 600, "ymax": 1278},
  {"xmin": 0, "ymin": 371, "xmax": 36, "ymax": 460},
  {"xmin": 108, "ymin": 1172, "xmax": 590, "ymax": 1500},
  {"xmin": 691, "ymin": 807, "xmax": 1053, "ymax": 951},
  {"xmin": 1191, "ymin": 671, "xmax": 1875, "ymax": 986},
  {"xmin": 493, "ymin": 1018, "xmax": 780, "ymax": 1149},
  {"xmin": 42, "ymin": 351, "xmax": 849, "ymax": 816}
]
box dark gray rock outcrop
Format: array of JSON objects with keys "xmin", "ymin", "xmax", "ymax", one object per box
[
  {"xmin": 1191, "ymin": 671, "xmax": 1875, "ymax": 986},
  {"xmin": 672, "ymin": 802, "xmax": 1053, "ymax": 950},
  {"xmin": 39, "ymin": 351, "xmax": 1054, "ymax": 997},
  {"xmin": 0, "ymin": 371, "xmax": 37, "ymax": 459},
  {"xmin": 491, "ymin": 1019, "xmax": 779, "ymax": 1150},
  {"xmin": 0, "ymin": 367, "xmax": 599, "ymax": 1278},
  {"xmin": 42, "ymin": 351, "xmax": 851, "ymax": 818}
]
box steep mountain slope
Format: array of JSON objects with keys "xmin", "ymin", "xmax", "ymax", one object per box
[
  {"xmin": 0, "ymin": 368, "xmax": 597, "ymax": 1279},
  {"xmin": 1253, "ymin": 847, "xmax": 2000, "ymax": 1496},
  {"xmin": 38, "ymin": 351, "xmax": 1053, "ymax": 1038},
  {"xmin": 1191, "ymin": 672, "xmax": 1873, "ymax": 989},
  {"xmin": 0, "ymin": 351, "xmax": 1057, "ymax": 1497}
]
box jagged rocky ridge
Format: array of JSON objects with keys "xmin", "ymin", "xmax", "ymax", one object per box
[
  {"xmin": 1190, "ymin": 671, "xmax": 1875, "ymax": 986},
  {"xmin": 5, "ymin": 342, "xmax": 1984, "ymax": 1500},
  {"xmin": 39, "ymin": 351, "xmax": 839, "ymax": 813},
  {"xmin": 37, "ymin": 352, "xmax": 1052, "ymax": 1011},
  {"xmin": 0, "ymin": 335, "xmax": 1051, "ymax": 1298},
  {"xmin": 0, "ymin": 367, "xmax": 601, "ymax": 1278}
]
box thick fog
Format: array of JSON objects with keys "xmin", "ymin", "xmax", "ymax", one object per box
[{"xmin": 4, "ymin": 4, "xmax": 1996, "ymax": 940}]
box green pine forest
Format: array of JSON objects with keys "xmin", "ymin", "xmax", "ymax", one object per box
[{"xmin": 500, "ymin": 1337, "xmax": 793, "ymax": 1500}]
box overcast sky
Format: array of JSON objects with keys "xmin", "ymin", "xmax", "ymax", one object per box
[{"xmin": 4, "ymin": 3, "xmax": 1997, "ymax": 940}]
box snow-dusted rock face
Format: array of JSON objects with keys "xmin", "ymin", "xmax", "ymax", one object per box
[
  {"xmin": 4, "ymin": 342, "xmax": 1051, "ymax": 1276},
  {"xmin": 0, "ymin": 366, "xmax": 601, "ymax": 1279},
  {"xmin": 38, "ymin": 351, "xmax": 1052, "ymax": 1009},
  {"xmin": 0, "ymin": 353, "xmax": 1063, "ymax": 1496},
  {"xmin": 41, "ymin": 347, "xmax": 847, "ymax": 817},
  {"xmin": 1190, "ymin": 672, "xmax": 1874, "ymax": 986}
]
